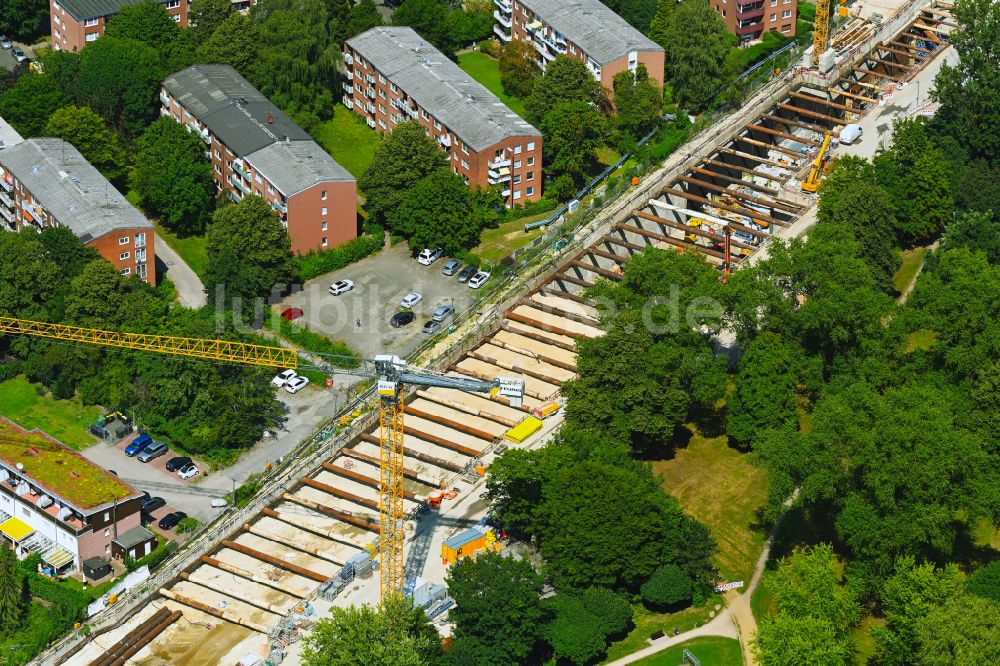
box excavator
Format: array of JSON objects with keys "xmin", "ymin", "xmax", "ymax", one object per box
[
  {"xmin": 801, "ymin": 132, "xmax": 832, "ymax": 193},
  {"xmin": 0, "ymin": 316, "xmax": 525, "ymax": 602}
]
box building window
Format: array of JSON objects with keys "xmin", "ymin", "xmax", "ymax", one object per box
[
  {"xmin": 527, "ymin": 156, "xmax": 534, "ymax": 166},
  {"xmin": 782, "ymin": 9, "xmax": 792, "ymax": 17},
  {"xmin": 119, "ymin": 252, "xmax": 130, "ymax": 260},
  {"xmin": 118, "ymin": 237, "xmax": 129, "ymax": 245},
  {"xmin": 214, "ymin": 164, "xmax": 221, "ymax": 174},
  {"xmin": 462, "ymin": 142, "xmax": 470, "ymax": 155},
  {"xmin": 321, "ymin": 207, "xmax": 327, "ymax": 216},
  {"xmin": 267, "ymin": 184, "xmax": 274, "ymax": 194},
  {"xmin": 461, "ymin": 159, "xmax": 469, "ymax": 169},
  {"xmin": 494, "ymin": 148, "xmax": 504, "ymax": 159},
  {"xmin": 781, "ymin": 24, "xmax": 792, "ymax": 32},
  {"xmin": 526, "ymin": 186, "xmax": 534, "ymax": 196},
  {"xmin": 513, "ymin": 190, "xmax": 521, "ymax": 200},
  {"xmin": 84, "ymin": 18, "xmax": 99, "ymax": 27},
  {"xmin": 135, "ymin": 233, "xmax": 145, "ymax": 245},
  {"xmin": 172, "ymin": 15, "xmax": 180, "ymax": 23},
  {"xmin": 378, "ymin": 73, "xmax": 385, "ymax": 84},
  {"xmin": 85, "ymin": 32, "xmax": 99, "ymax": 42},
  {"xmin": 527, "ymin": 171, "xmax": 534, "ymax": 181},
  {"xmin": 321, "ymin": 222, "xmax": 328, "ymax": 231},
  {"xmin": 105, "ymin": 545, "xmax": 110, "ymax": 555},
  {"xmin": 378, "ymin": 104, "xmax": 386, "ymax": 114},
  {"xmin": 378, "ymin": 89, "xmax": 386, "ymax": 99},
  {"xmin": 527, "ymin": 141, "xmax": 535, "ymax": 151},
  {"xmin": 121, "ymin": 268, "xmax": 131, "ymax": 275},
  {"xmin": 569, "ymin": 44, "xmax": 575, "ymax": 54},
  {"xmin": 321, "ymin": 237, "xmax": 328, "ymax": 246},
  {"xmin": 255, "ymin": 174, "xmax": 262, "ymax": 184},
  {"xmin": 104, "ymin": 528, "xmax": 110, "ymax": 537},
  {"xmin": 421, "ymin": 110, "xmax": 429, "ymax": 120},
  {"xmin": 771, "ymin": 0, "xmax": 777, "ymax": 5},
  {"xmin": 213, "ymin": 149, "xmax": 221, "ymax": 159},
  {"xmin": 514, "ymin": 160, "xmax": 521, "ymax": 169},
  {"xmin": 166, "ymin": 0, "xmax": 180, "ymax": 7},
  {"xmin": 514, "ymin": 175, "xmax": 521, "ymax": 184},
  {"xmin": 391, "ymin": 83, "xmax": 398, "ymax": 93},
  {"xmin": 434, "ymin": 119, "xmax": 441, "ymax": 130},
  {"xmin": 379, "ymin": 119, "xmax": 386, "ymax": 128},
  {"xmin": 770, "ymin": 13, "xmax": 776, "ymax": 20},
  {"xmin": 513, "ymin": 144, "xmax": 522, "ymax": 154},
  {"xmin": 722, "ymin": 9, "xmax": 726, "ymax": 17}
]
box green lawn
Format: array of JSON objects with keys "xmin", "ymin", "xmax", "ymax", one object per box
[
  {"xmin": 905, "ymin": 329, "xmax": 938, "ymax": 353},
  {"xmin": 311, "ymin": 105, "xmax": 382, "ymax": 179},
  {"xmin": 653, "ymin": 425, "xmax": 769, "ymax": 584},
  {"xmin": 603, "ymin": 598, "xmax": 726, "ymax": 663},
  {"xmin": 154, "ymin": 222, "xmax": 209, "ymax": 279},
  {"xmin": 0, "ymin": 376, "xmax": 102, "ymax": 449},
  {"xmin": 630, "ymin": 637, "xmax": 743, "ymax": 666},
  {"xmin": 457, "ymin": 51, "xmax": 528, "ymax": 119},
  {"xmin": 893, "ymin": 247, "xmax": 928, "ymax": 295},
  {"xmin": 474, "ymin": 216, "xmax": 549, "ymax": 263}
]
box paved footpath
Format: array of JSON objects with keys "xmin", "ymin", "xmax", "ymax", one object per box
[{"xmin": 154, "ymin": 231, "xmax": 207, "ymax": 308}]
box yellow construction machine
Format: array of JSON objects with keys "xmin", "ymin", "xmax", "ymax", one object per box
[{"xmin": 802, "ymin": 132, "xmax": 832, "ymax": 193}]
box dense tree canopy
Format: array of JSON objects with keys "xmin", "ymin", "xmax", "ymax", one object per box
[
  {"xmin": 74, "ymin": 37, "xmax": 164, "ymax": 135},
  {"xmin": 0, "ymin": 0, "xmax": 49, "ymax": 41},
  {"xmin": 197, "ymin": 13, "xmax": 261, "ymax": 73},
  {"xmin": 187, "ymin": 0, "xmax": 234, "ymax": 46},
  {"xmin": 204, "ymin": 196, "xmax": 296, "ymax": 310},
  {"xmin": 612, "ymin": 64, "xmax": 663, "ymax": 146},
  {"xmin": 104, "ymin": 1, "xmax": 195, "ymax": 72},
  {"xmin": 131, "ymin": 117, "xmax": 216, "ymax": 235},
  {"xmin": 0, "ymin": 74, "xmax": 68, "ymax": 137},
  {"xmin": 392, "ymin": 170, "xmax": 482, "ymax": 254},
  {"xmin": 498, "ymin": 40, "xmax": 540, "ymax": 99},
  {"xmin": 524, "ymin": 56, "xmax": 603, "ymax": 126},
  {"xmin": 346, "ymin": 0, "xmax": 384, "ymax": 38},
  {"xmin": 540, "ymin": 101, "xmax": 608, "ymax": 198},
  {"xmin": 663, "ymin": 0, "xmax": 731, "ymax": 107}
]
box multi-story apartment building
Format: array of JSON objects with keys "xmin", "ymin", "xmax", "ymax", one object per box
[
  {"xmin": 344, "ymin": 27, "xmax": 543, "ymax": 204},
  {"xmin": 0, "ymin": 138, "xmax": 157, "ymax": 286},
  {"xmin": 0, "ymin": 116, "xmax": 22, "ymax": 150},
  {"xmin": 710, "ymin": 0, "xmax": 797, "ymax": 42},
  {"xmin": 50, "ymin": 0, "xmax": 189, "ymax": 53},
  {"xmin": 161, "ymin": 65, "xmax": 357, "ymax": 254},
  {"xmin": 495, "ymin": 0, "xmax": 665, "ymax": 98},
  {"xmin": 0, "ymin": 417, "xmax": 147, "ymax": 574}
]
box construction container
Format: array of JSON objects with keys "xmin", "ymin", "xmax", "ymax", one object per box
[
  {"xmin": 505, "ymin": 416, "xmax": 543, "ymax": 443},
  {"xmin": 428, "ymin": 490, "xmax": 444, "ymax": 508},
  {"xmin": 531, "ymin": 402, "xmax": 560, "ymax": 419},
  {"xmin": 441, "ymin": 527, "xmax": 500, "ymax": 565}
]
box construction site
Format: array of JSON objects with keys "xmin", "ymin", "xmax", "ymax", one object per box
[{"xmin": 46, "ymin": 2, "xmax": 958, "ymax": 665}]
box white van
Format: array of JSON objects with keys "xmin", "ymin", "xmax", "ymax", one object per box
[{"xmin": 839, "ymin": 124, "xmax": 863, "ymax": 145}]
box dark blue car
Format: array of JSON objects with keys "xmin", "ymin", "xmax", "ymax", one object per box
[{"xmin": 124, "ymin": 433, "xmax": 152, "ymax": 457}]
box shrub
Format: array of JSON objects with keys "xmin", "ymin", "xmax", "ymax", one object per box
[
  {"xmin": 641, "ymin": 564, "xmax": 695, "ymax": 610},
  {"xmin": 127, "ymin": 540, "xmax": 177, "ymax": 573},
  {"xmin": 176, "ymin": 517, "xmax": 201, "ymax": 535},
  {"xmin": 231, "ymin": 473, "xmax": 264, "ymax": 509},
  {"xmin": 455, "ymin": 250, "xmax": 482, "ymax": 269},
  {"xmin": 478, "ymin": 39, "xmax": 498, "ymax": 56},
  {"xmin": 293, "ymin": 233, "xmax": 383, "ymax": 282},
  {"xmin": 268, "ymin": 317, "xmax": 358, "ymax": 368}
]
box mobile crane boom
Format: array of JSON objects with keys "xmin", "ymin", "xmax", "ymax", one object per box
[
  {"xmin": 801, "ymin": 132, "xmax": 832, "ymax": 193},
  {"xmin": 0, "ymin": 316, "xmax": 524, "ymax": 601}
]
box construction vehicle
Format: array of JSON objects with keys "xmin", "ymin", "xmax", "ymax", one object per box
[
  {"xmin": 801, "ymin": 132, "xmax": 832, "ymax": 193},
  {"xmin": 813, "ymin": 0, "xmax": 832, "ymax": 68},
  {"xmin": 0, "ymin": 316, "xmax": 525, "ymax": 602}
]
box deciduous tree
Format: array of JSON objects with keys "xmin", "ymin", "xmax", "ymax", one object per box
[
  {"xmin": 753, "ymin": 614, "xmax": 853, "ymax": 666},
  {"xmin": 131, "ymin": 117, "xmax": 215, "ymax": 235},
  {"xmin": 45, "ymin": 105, "xmax": 127, "ymax": 183},
  {"xmin": 0, "ymin": 73, "xmax": 68, "ymax": 137},
  {"xmin": 302, "ymin": 597, "xmax": 441, "ymax": 666},
  {"xmin": 104, "ymin": 1, "xmax": 195, "ymax": 72},
  {"xmin": 663, "ymin": 0, "xmax": 731, "ymax": 107},
  {"xmin": 392, "ymin": 170, "xmax": 481, "ymax": 254},
  {"xmin": 0, "ymin": 232, "xmax": 60, "ymax": 321},
  {"xmin": 392, "ymin": 0, "xmax": 453, "ymax": 52},
  {"xmin": 914, "ymin": 595, "xmax": 1000, "ymax": 666},
  {"xmin": 197, "ymin": 13, "xmax": 260, "ymax": 74},
  {"xmin": 498, "ymin": 39, "xmax": 539, "ymax": 99},
  {"xmin": 542, "ymin": 594, "xmax": 607, "ymax": 665},
  {"xmin": 524, "ymin": 55, "xmax": 603, "ymax": 125},
  {"xmin": 539, "ymin": 101, "xmax": 607, "ymax": 192},
  {"xmin": 74, "ymin": 37, "xmax": 164, "ymax": 135},
  {"xmin": 359, "ymin": 120, "xmax": 449, "ymax": 226},
  {"xmin": 728, "ymin": 332, "xmax": 808, "ymax": 446},
  {"xmin": 0, "ymin": 546, "xmax": 27, "ymax": 636},
  {"xmin": 940, "ymin": 210, "xmax": 1000, "ymax": 264},
  {"xmin": 0, "ymin": 0, "xmax": 49, "ymax": 41},
  {"xmin": 205, "ymin": 196, "xmax": 295, "ymax": 308},
  {"xmin": 346, "ymin": 0, "xmax": 384, "ymax": 37},
  {"xmin": 641, "ymin": 564, "xmax": 695, "ymax": 609},
  {"xmin": 966, "ymin": 561, "xmax": 1000, "ymax": 603},
  {"xmin": 187, "ymin": 0, "xmax": 233, "ymax": 46},
  {"xmin": 612, "ymin": 64, "xmax": 662, "ymax": 144},
  {"xmin": 446, "ymin": 552, "xmax": 546, "ymax": 666}
]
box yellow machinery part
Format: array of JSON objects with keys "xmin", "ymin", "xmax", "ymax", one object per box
[
  {"xmin": 0, "ymin": 316, "xmax": 297, "ymax": 369},
  {"xmin": 814, "ymin": 0, "xmax": 832, "ymax": 68},
  {"xmin": 378, "ymin": 391, "xmax": 406, "ymax": 601}
]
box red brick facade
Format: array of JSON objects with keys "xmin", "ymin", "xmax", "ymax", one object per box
[
  {"xmin": 50, "ymin": 0, "xmax": 189, "ymax": 53},
  {"xmin": 709, "ymin": 0, "xmax": 797, "ymax": 42}
]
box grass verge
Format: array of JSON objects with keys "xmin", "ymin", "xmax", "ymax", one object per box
[
  {"xmin": 311, "ymin": 105, "xmax": 382, "ymax": 179},
  {"xmin": 475, "ymin": 217, "xmax": 548, "ymax": 263},
  {"xmin": 265, "ymin": 317, "xmax": 358, "ymax": 368},
  {"xmin": 0, "ymin": 376, "xmax": 102, "ymax": 449},
  {"xmin": 653, "ymin": 424, "xmax": 769, "ymax": 584},
  {"xmin": 457, "ymin": 51, "xmax": 528, "ymax": 119},
  {"xmin": 602, "ymin": 597, "xmax": 726, "ymax": 663},
  {"xmin": 153, "ymin": 222, "xmax": 209, "ymax": 279},
  {"xmin": 893, "ymin": 247, "xmax": 928, "ymax": 296},
  {"xmin": 630, "ymin": 637, "xmax": 743, "ymax": 665}
]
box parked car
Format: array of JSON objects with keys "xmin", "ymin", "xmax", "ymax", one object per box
[
  {"xmin": 12, "ymin": 47, "xmax": 27, "ymax": 63},
  {"xmin": 417, "ymin": 248, "xmax": 443, "ymax": 265},
  {"xmin": 423, "ymin": 319, "xmax": 442, "ymax": 334},
  {"xmin": 140, "ymin": 496, "xmax": 166, "ymax": 513},
  {"xmin": 0, "ymin": 36, "xmax": 12, "ymax": 49},
  {"xmin": 139, "ymin": 491, "xmax": 151, "ymax": 503},
  {"xmin": 457, "ymin": 265, "xmax": 477, "ymax": 283},
  {"xmin": 390, "ymin": 311, "xmax": 415, "ymax": 328},
  {"xmin": 124, "ymin": 433, "xmax": 153, "ymax": 457},
  {"xmin": 165, "ymin": 456, "xmax": 192, "ymax": 472},
  {"xmin": 328, "ymin": 279, "xmax": 354, "ymax": 296},
  {"xmin": 138, "ymin": 440, "xmax": 168, "ymax": 463},
  {"xmin": 158, "ymin": 511, "xmax": 187, "ymax": 530},
  {"xmin": 284, "ymin": 375, "xmax": 310, "ymax": 394},
  {"xmin": 432, "ymin": 304, "xmax": 454, "ymax": 322},
  {"xmin": 441, "ymin": 259, "xmax": 461, "ymax": 276},
  {"xmin": 177, "ymin": 463, "xmax": 199, "ymax": 480},
  {"xmin": 468, "ymin": 271, "xmax": 491, "ymax": 289},
  {"xmin": 108, "ymin": 470, "xmax": 118, "ymax": 476},
  {"xmin": 271, "ymin": 369, "xmax": 298, "ymax": 387},
  {"xmin": 280, "ymin": 307, "xmax": 304, "ymax": 321},
  {"xmin": 400, "ymin": 292, "xmax": 423, "ymax": 309}
]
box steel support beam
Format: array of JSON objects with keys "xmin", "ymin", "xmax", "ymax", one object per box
[
  {"xmin": 676, "ymin": 175, "xmax": 802, "ymax": 214},
  {"xmin": 220, "ymin": 539, "xmax": 328, "ymax": 582},
  {"xmin": 747, "ymin": 123, "xmax": 822, "ymax": 146},
  {"xmin": 661, "ymin": 186, "xmax": 789, "ymax": 228}
]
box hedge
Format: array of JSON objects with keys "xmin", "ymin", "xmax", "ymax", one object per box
[{"xmin": 293, "ymin": 231, "xmax": 384, "ymax": 282}]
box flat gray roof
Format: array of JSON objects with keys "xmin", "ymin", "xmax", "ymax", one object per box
[
  {"xmin": 521, "ymin": 0, "xmax": 663, "ymax": 66},
  {"xmin": 162, "ymin": 65, "xmax": 352, "ymax": 193},
  {"xmin": 0, "ymin": 116, "xmax": 23, "ymax": 150},
  {"xmin": 347, "ymin": 27, "xmax": 539, "ymax": 152},
  {"xmin": 57, "ymin": 0, "xmax": 174, "ymax": 21},
  {"xmin": 0, "ymin": 139, "xmax": 152, "ymax": 241},
  {"xmin": 113, "ymin": 526, "xmax": 156, "ymax": 550}
]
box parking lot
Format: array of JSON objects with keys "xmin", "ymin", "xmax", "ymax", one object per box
[
  {"xmin": 282, "ymin": 244, "xmax": 486, "ymax": 359},
  {"xmin": 0, "ymin": 40, "xmax": 35, "ymax": 72}
]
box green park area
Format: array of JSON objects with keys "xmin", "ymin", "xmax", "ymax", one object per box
[
  {"xmin": 0, "ymin": 376, "xmax": 102, "ymax": 450},
  {"xmin": 631, "ymin": 637, "xmax": 743, "ymax": 665},
  {"xmin": 311, "ymin": 105, "xmax": 383, "ymax": 179},
  {"xmin": 153, "ymin": 220, "xmax": 209, "ymax": 279}
]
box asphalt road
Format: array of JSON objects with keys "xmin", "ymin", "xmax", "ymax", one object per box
[
  {"xmin": 0, "ymin": 40, "xmax": 36, "ymax": 72},
  {"xmin": 154, "ymin": 232, "xmax": 207, "ymax": 308},
  {"xmin": 281, "ymin": 243, "xmax": 483, "ymax": 359}
]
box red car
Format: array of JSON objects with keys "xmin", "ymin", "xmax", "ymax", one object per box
[{"xmin": 281, "ymin": 308, "xmax": 304, "ymax": 321}]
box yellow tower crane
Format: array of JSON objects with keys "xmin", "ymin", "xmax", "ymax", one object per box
[
  {"xmin": 813, "ymin": 0, "xmax": 832, "ymax": 68},
  {"xmin": 0, "ymin": 316, "xmax": 525, "ymax": 602}
]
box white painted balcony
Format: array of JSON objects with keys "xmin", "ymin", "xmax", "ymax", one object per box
[
  {"xmin": 0, "ymin": 205, "xmax": 13, "ymax": 222},
  {"xmin": 228, "ymin": 174, "xmax": 250, "ymax": 195},
  {"xmin": 0, "ymin": 177, "xmax": 12, "ymax": 192},
  {"xmin": 489, "ymin": 157, "xmax": 511, "ymax": 169},
  {"xmin": 493, "ymin": 24, "xmax": 511, "ymax": 41},
  {"xmin": 344, "ymin": 54, "xmax": 354, "ymax": 66},
  {"xmin": 493, "ymin": 0, "xmax": 511, "ymax": 11},
  {"xmin": 0, "ymin": 191, "xmax": 12, "ymax": 208},
  {"xmin": 342, "ymin": 82, "xmax": 354, "ymax": 93},
  {"xmin": 494, "ymin": 10, "xmax": 512, "ymax": 27},
  {"xmin": 438, "ymin": 134, "xmax": 452, "ymax": 148},
  {"xmin": 344, "ymin": 98, "xmax": 354, "ymax": 109}
]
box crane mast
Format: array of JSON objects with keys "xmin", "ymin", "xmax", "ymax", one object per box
[
  {"xmin": 813, "ymin": 0, "xmax": 832, "ymax": 68},
  {"xmin": 0, "ymin": 316, "xmax": 524, "ymax": 602}
]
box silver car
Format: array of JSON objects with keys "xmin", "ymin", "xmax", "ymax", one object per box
[
  {"xmin": 0, "ymin": 36, "xmax": 12, "ymax": 50},
  {"xmin": 432, "ymin": 304, "xmax": 454, "ymax": 322},
  {"xmin": 137, "ymin": 440, "xmax": 168, "ymax": 463}
]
